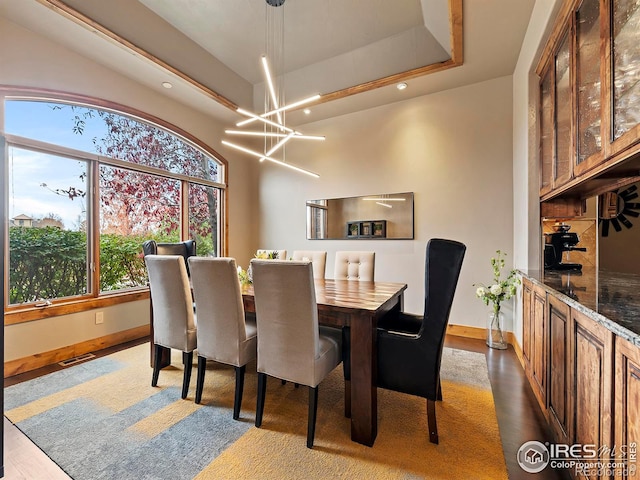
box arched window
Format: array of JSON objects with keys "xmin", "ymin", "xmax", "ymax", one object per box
[{"xmin": 2, "ymin": 94, "xmax": 226, "ymax": 313}]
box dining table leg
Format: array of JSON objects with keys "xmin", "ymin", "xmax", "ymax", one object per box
[{"xmin": 349, "ymin": 311, "xmax": 377, "ymax": 446}]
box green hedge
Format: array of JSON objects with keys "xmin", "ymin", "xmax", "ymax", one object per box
[
  {"xmin": 9, "ymin": 227, "xmax": 88, "ymax": 304},
  {"xmin": 8, "ymin": 227, "xmax": 181, "ymax": 304}
]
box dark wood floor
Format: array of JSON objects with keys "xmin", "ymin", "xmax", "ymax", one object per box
[{"xmin": 3, "ymin": 336, "xmax": 569, "ymax": 479}]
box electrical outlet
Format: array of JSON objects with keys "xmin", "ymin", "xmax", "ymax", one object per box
[{"xmin": 95, "ymin": 311, "xmax": 104, "ymax": 325}]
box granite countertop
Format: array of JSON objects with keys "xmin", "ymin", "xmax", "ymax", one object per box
[{"xmin": 520, "ymin": 267, "xmax": 640, "ymax": 345}]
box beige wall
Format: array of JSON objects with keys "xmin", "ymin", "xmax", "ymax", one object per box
[
  {"xmin": 2, "ymin": 3, "xmax": 563, "ymax": 360},
  {"xmin": 512, "ymin": 0, "xmax": 564, "ymax": 346},
  {"xmin": 0, "ymin": 17, "xmax": 258, "ymax": 361},
  {"xmin": 257, "ymin": 76, "xmax": 515, "ymax": 329}
]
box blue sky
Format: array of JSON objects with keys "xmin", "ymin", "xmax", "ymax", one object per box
[{"xmin": 6, "ymin": 100, "xmax": 108, "ymax": 229}]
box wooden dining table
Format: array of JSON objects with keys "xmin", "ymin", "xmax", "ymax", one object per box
[
  {"xmin": 242, "ymin": 278, "xmax": 407, "ymax": 447},
  {"xmin": 151, "ymin": 278, "xmax": 407, "ymax": 447}
]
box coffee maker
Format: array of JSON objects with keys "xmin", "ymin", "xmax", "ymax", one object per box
[{"xmin": 544, "ymin": 223, "xmax": 586, "ymax": 271}]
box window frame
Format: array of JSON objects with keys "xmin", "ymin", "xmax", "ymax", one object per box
[{"xmin": 1, "ymin": 88, "xmax": 228, "ymax": 323}]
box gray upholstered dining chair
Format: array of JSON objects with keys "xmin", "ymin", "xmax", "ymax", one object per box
[
  {"xmin": 250, "ymin": 259, "xmax": 342, "ymax": 448},
  {"xmin": 188, "ymin": 257, "xmax": 257, "ymax": 419},
  {"xmin": 291, "ymin": 250, "xmax": 327, "ymax": 279},
  {"xmin": 334, "ymin": 251, "xmax": 375, "ymax": 281},
  {"xmin": 144, "ymin": 255, "xmax": 197, "ymax": 399},
  {"xmin": 256, "ymin": 249, "xmax": 287, "ymax": 260}
]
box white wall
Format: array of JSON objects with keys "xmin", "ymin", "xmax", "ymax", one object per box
[
  {"xmin": 512, "ymin": 0, "xmax": 564, "ymax": 346},
  {"xmin": 0, "ymin": 17, "xmax": 258, "ymax": 360},
  {"xmin": 258, "ymin": 76, "xmax": 515, "ymax": 329}
]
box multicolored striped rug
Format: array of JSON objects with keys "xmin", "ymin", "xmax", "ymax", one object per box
[{"xmin": 5, "ymin": 343, "xmax": 507, "ymax": 479}]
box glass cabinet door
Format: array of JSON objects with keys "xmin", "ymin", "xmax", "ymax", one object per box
[
  {"xmin": 555, "ymin": 32, "xmax": 573, "ymax": 185},
  {"xmin": 540, "ymin": 68, "xmax": 554, "ymax": 194},
  {"xmin": 612, "ymin": 0, "xmax": 640, "ymax": 142},
  {"xmin": 576, "ymin": 0, "xmax": 603, "ymax": 170}
]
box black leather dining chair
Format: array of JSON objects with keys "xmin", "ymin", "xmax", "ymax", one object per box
[
  {"xmin": 142, "ymin": 239, "xmax": 196, "ymax": 275},
  {"xmin": 376, "ymin": 238, "xmax": 466, "ymax": 444}
]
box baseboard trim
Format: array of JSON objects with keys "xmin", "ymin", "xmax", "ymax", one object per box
[
  {"xmin": 446, "ymin": 324, "xmax": 517, "ymax": 349},
  {"xmin": 447, "ymin": 324, "xmax": 486, "ymax": 340},
  {"xmin": 4, "ymin": 325, "xmax": 150, "ymax": 378}
]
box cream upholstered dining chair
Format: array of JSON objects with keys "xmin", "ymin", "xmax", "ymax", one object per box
[
  {"xmin": 250, "ymin": 259, "xmax": 342, "ymax": 448},
  {"xmin": 145, "ymin": 255, "xmax": 197, "ymax": 399},
  {"xmin": 188, "ymin": 257, "xmax": 257, "ymax": 419},
  {"xmin": 334, "ymin": 250, "xmax": 375, "ymax": 416},
  {"xmin": 291, "ymin": 250, "xmax": 327, "ymax": 279},
  {"xmin": 334, "ymin": 251, "xmax": 375, "ymax": 281},
  {"xmin": 256, "ymin": 249, "xmax": 287, "ymax": 260}
]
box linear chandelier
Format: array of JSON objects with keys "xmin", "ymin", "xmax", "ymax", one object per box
[{"xmin": 223, "ymin": 0, "xmax": 324, "ymax": 178}]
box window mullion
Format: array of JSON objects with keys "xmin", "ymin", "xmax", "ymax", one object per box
[
  {"xmin": 181, "ymin": 180, "xmax": 189, "ymax": 241},
  {"xmin": 1, "ymin": 134, "xmax": 7, "ymax": 312},
  {"xmin": 89, "ymin": 161, "xmax": 100, "ymax": 297}
]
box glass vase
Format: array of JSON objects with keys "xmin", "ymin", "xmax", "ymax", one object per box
[{"xmin": 487, "ymin": 309, "xmax": 507, "ymax": 350}]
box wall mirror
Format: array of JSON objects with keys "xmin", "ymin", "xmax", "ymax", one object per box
[{"xmin": 306, "ymin": 192, "xmax": 414, "ymax": 240}]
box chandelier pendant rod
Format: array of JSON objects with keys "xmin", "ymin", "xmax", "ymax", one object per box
[{"xmin": 221, "ymin": 0, "xmax": 324, "ymax": 178}]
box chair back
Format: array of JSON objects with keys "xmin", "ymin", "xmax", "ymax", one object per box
[
  {"xmin": 188, "ymin": 257, "xmax": 252, "ymax": 366},
  {"xmin": 334, "ymin": 251, "xmax": 375, "ymax": 281},
  {"xmin": 144, "ymin": 255, "xmax": 197, "ymax": 352},
  {"xmin": 251, "ymin": 259, "xmax": 324, "ymax": 385},
  {"xmin": 143, "ymin": 239, "xmax": 196, "ymax": 275},
  {"xmin": 256, "ymin": 249, "xmax": 287, "ymax": 260},
  {"xmin": 291, "ymin": 250, "xmax": 327, "ymax": 279},
  {"xmin": 419, "ymin": 238, "xmax": 466, "ymax": 375}
]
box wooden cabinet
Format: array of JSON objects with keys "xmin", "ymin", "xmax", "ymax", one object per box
[
  {"xmin": 547, "ymin": 294, "xmax": 572, "ymax": 445},
  {"xmin": 522, "ymin": 281, "xmax": 637, "ymax": 479},
  {"xmin": 554, "ymin": 29, "xmax": 573, "ymax": 187},
  {"xmin": 610, "ymin": 0, "xmax": 640, "ymax": 155},
  {"xmin": 522, "ymin": 278, "xmax": 548, "ymax": 410},
  {"xmin": 570, "ymin": 308, "xmax": 614, "ymax": 478},
  {"xmin": 522, "ymin": 279, "xmax": 534, "ymax": 365},
  {"xmin": 614, "ymin": 335, "xmax": 640, "ymax": 480},
  {"xmin": 538, "ymin": 0, "xmax": 640, "ymax": 201},
  {"xmin": 573, "ymin": 0, "xmax": 605, "ymax": 177},
  {"xmin": 531, "ymin": 285, "xmax": 548, "ymax": 410}
]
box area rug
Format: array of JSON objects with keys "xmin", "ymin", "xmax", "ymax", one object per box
[{"xmin": 4, "ymin": 343, "xmax": 507, "ymax": 479}]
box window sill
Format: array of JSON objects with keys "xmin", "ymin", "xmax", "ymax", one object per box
[{"xmin": 4, "ymin": 289, "xmax": 150, "ymax": 325}]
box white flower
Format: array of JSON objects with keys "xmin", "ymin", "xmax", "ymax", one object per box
[
  {"xmin": 490, "ymin": 284, "xmax": 503, "ymax": 295},
  {"xmin": 237, "ymin": 266, "xmax": 242, "ymax": 274},
  {"xmin": 476, "ymin": 286, "xmax": 486, "ymax": 297}
]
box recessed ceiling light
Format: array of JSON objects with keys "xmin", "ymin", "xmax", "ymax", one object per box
[
  {"xmin": 397, "ymin": 82, "xmax": 408, "ymax": 91},
  {"xmin": 161, "ymin": 82, "xmax": 173, "ymax": 89},
  {"xmin": 303, "ymin": 108, "xmax": 311, "ymax": 115}
]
